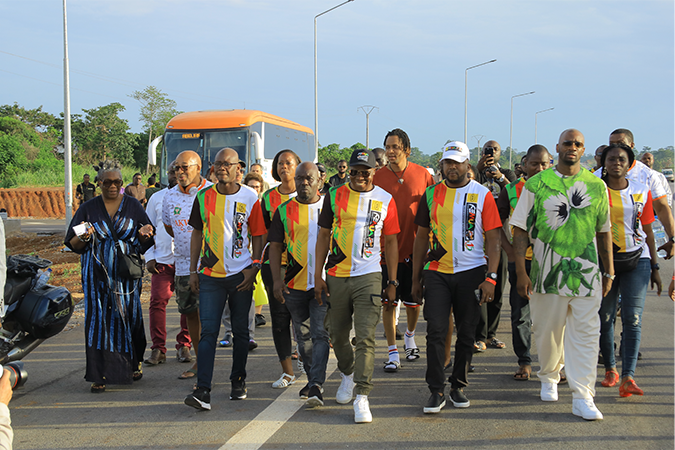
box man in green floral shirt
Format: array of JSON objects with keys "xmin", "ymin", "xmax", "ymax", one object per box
[{"xmin": 511, "ymin": 129, "xmax": 614, "ymax": 421}]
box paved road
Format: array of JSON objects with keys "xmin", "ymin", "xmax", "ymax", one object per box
[
  {"xmin": 19, "ymin": 219, "xmax": 66, "ymax": 235},
  {"xmin": 7, "ymin": 264, "xmax": 674, "ymax": 450}
]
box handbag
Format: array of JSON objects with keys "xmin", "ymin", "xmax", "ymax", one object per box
[
  {"xmin": 103, "ymin": 212, "xmax": 144, "ymax": 280},
  {"xmin": 612, "ymin": 248, "xmax": 643, "ymax": 274}
]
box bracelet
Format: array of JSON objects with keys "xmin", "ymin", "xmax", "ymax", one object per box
[
  {"xmin": 252, "ymin": 259, "xmax": 261, "ymax": 265},
  {"xmin": 77, "ymin": 234, "xmax": 91, "ymax": 243},
  {"xmin": 602, "ymin": 272, "xmax": 615, "ymax": 280},
  {"xmin": 190, "ymin": 270, "xmax": 199, "ymax": 274},
  {"xmin": 484, "ymin": 278, "xmax": 497, "ymax": 286}
]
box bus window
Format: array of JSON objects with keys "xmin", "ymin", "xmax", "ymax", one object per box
[
  {"xmin": 264, "ymin": 123, "xmax": 313, "ymax": 163},
  {"xmin": 203, "ymin": 130, "xmax": 248, "ymax": 168}
]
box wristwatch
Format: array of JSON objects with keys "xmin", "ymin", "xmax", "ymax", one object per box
[
  {"xmin": 602, "ymin": 272, "xmax": 615, "ymax": 280},
  {"xmin": 486, "ymin": 272, "xmax": 498, "ymax": 281},
  {"xmin": 388, "ymin": 279, "xmax": 400, "ymax": 288},
  {"xmin": 652, "ymin": 263, "xmax": 660, "ymax": 271},
  {"xmin": 252, "ymin": 262, "xmax": 262, "ymax": 270},
  {"xmin": 497, "ymin": 175, "xmax": 505, "ymax": 183}
]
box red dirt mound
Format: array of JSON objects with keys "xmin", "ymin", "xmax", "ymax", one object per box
[{"xmin": 0, "ymin": 188, "xmax": 77, "ymax": 219}]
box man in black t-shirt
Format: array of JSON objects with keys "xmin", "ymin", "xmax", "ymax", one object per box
[
  {"xmin": 328, "ymin": 160, "xmax": 350, "ymax": 187},
  {"xmin": 75, "ymin": 174, "xmax": 96, "ymax": 206}
]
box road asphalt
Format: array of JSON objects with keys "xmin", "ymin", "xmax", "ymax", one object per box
[{"xmin": 6, "ymin": 258, "xmax": 674, "ymax": 450}]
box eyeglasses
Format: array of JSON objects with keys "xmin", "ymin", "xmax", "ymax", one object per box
[
  {"xmin": 175, "ymin": 163, "xmax": 198, "ymax": 172},
  {"xmin": 338, "ymin": 166, "xmax": 347, "ymax": 169},
  {"xmin": 350, "ymin": 169, "xmax": 372, "ymax": 178},
  {"xmin": 212, "ymin": 161, "xmax": 236, "ymax": 169},
  {"xmin": 562, "ymin": 140, "xmax": 584, "ymax": 148},
  {"xmin": 102, "ymin": 179, "xmax": 123, "ymax": 188}
]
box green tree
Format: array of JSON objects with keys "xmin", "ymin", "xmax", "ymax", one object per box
[
  {"xmin": 71, "ymin": 103, "xmax": 138, "ymax": 166},
  {"xmin": 0, "ymin": 103, "xmax": 59, "ymax": 134},
  {"xmin": 129, "ymin": 86, "xmax": 181, "ymax": 168}
]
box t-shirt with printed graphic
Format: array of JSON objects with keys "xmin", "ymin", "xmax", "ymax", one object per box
[
  {"xmin": 607, "ymin": 180, "xmax": 654, "ymax": 258},
  {"xmin": 188, "ymin": 184, "xmax": 267, "ymax": 278},
  {"xmin": 261, "ymin": 186, "xmax": 297, "ymax": 265},
  {"xmin": 415, "ymin": 180, "xmax": 502, "ymax": 274},
  {"xmin": 318, "ymin": 184, "xmax": 400, "ymax": 278},
  {"xmin": 268, "ymin": 197, "xmax": 322, "ymax": 291},
  {"xmin": 510, "ymin": 168, "xmax": 610, "ymax": 297},
  {"xmin": 161, "ymin": 179, "xmax": 212, "ymax": 276}
]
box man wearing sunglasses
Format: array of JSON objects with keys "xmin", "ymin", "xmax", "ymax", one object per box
[
  {"xmin": 511, "ymin": 129, "xmax": 612, "ymax": 421},
  {"xmin": 315, "ymin": 148, "xmax": 400, "ymax": 423},
  {"xmin": 162, "ymin": 151, "xmax": 212, "ymax": 381},
  {"xmin": 328, "ymin": 160, "xmax": 350, "ymax": 187}
]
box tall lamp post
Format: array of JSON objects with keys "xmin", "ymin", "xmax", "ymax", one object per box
[
  {"xmin": 464, "ymin": 59, "xmax": 496, "ymax": 144},
  {"xmin": 535, "ymin": 107, "xmax": 554, "ymax": 143},
  {"xmin": 358, "ymin": 105, "xmax": 378, "ymax": 150},
  {"xmin": 63, "ymin": 0, "xmax": 73, "ymax": 229},
  {"xmin": 315, "ymin": 0, "xmax": 354, "ymax": 153},
  {"xmin": 509, "ymin": 91, "xmax": 535, "ymax": 167}
]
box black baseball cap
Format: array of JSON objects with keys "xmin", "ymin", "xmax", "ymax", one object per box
[
  {"xmin": 349, "ymin": 149, "xmax": 376, "ymax": 169},
  {"xmin": 316, "ymin": 162, "xmax": 327, "ymax": 174}
]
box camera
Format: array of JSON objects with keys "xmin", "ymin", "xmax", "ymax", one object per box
[
  {"xmin": 73, "ymin": 223, "xmax": 91, "ymax": 237},
  {"xmin": 487, "ymin": 166, "xmax": 498, "ymax": 173},
  {"xmin": 2, "ymin": 361, "xmax": 27, "ymax": 390}
]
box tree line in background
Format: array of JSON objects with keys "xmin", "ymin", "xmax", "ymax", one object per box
[
  {"xmin": 0, "ymin": 86, "xmax": 179, "ymax": 188},
  {"xmin": 0, "ymin": 89, "xmax": 673, "ymax": 188}
]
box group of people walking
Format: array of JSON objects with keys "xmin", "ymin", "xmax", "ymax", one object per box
[{"xmin": 65, "ymin": 125, "xmax": 673, "ymax": 424}]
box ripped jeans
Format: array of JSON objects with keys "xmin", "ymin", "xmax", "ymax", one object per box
[{"xmin": 599, "ymin": 257, "xmax": 650, "ymax": 379}]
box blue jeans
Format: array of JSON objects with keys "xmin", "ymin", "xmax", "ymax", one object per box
[
  {"xmin": 284, "ymin": 288, "xmax": 330, "ymax": 387},
  {"xmin": 197, "ymin": 272, "xmax": 252, "ymax": 390},
  {"xmin": 508, "ymin": 261, "xmax": 532, "ymax": 366},
  {"xmin": 599, "ymin": 258, "xmax": 650, "ymax": 378}
]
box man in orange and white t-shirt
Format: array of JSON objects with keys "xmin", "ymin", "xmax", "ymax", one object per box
[
  {"xmin": 315, "ymin": 148, "xmax": 400, "ymax": 424},
  {"xmin": 412, "ymin": 141, "xmax": 502, "ymax": 413}
]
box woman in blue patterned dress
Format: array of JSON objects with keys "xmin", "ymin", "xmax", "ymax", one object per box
[{"xmin": 65, "ymin": 160, "xmax": 154, "ymax": 393}]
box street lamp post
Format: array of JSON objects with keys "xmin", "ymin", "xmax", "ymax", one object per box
[
  {"xmin": 315, "ymin": 0, "xmax": 354, "ymax": 153},
  {"xmin": 464, "ymin": 59, "xmax": 496, "ymax": 144},
  {"xmin": 63, "ymin": 0, "xmax": 73, "ymax": 230},
  {"xmin": 535, "ymin": 107, "xmax": 554, "ymax": 143},
  {"xmin": 358, "ymin": 105, "xmax": 378, "ymax": 150},
  {"xmin": 509, "ymin": 91, "xmax": 535, "ymax": 167}
]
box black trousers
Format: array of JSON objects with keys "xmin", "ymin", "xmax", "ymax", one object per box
[
  {"xmin": 476, "ymin": 252, "xmax": 507, "ymax": 342},
  {"xmin": 424, "ymin": 266, "xmax": 484, "ymax": 392}
]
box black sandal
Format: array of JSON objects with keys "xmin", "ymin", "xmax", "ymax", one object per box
[{"xmin": 90, "ymin": 383, "xmax": 106, "ymax": 393}]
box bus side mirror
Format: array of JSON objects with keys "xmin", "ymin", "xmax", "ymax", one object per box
[
  {"xmin": 251, "ymin": 132, "xmax": 264, "ymax": 162},
  {"xmin": 148, "ymin": 135, "xmax": 163, "ymax": 166}
]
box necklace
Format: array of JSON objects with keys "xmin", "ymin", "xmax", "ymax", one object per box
[{"xmin": 388, "ymin": 162, "xmax": 408, "ymax": 184}]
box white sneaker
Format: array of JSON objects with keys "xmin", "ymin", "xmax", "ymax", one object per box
[
  {"xmin": 353, "ymin": 395, "xmax": 372, "ymax": 423},
  {"xmin": 540, "ymin": 382, "xmax": 558, "ymax": 401},
  {"xmin": 572, "ymin": 398, "xmax": 603, "ymax": 420},
  {"xmin": 272, "ymin": 373, "xmax": 296, "ymax": 389},
  {"xmin": 297, "ymin": 359, "xmax": 306, "ymax": 375},
  {"xmin": 336, "ymin": 372, "xmax": 355, "ymax": 404}
]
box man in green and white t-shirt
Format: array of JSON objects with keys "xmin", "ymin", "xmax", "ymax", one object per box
[{"xmin": 511, "ymin": 129, "xmax": 613, "ymax": 421}]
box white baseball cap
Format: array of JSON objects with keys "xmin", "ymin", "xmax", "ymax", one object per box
[{"xmin": 441, "ymin": 141, "xmax": 470, "ymax": 163}]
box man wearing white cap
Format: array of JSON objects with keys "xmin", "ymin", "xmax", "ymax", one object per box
[{"xmin": 412, "ymin": 141, "xmax": 502, "ymax": 413}]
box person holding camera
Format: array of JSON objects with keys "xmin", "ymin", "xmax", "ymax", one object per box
[{"xmin": 473, "ymin": 141, "xmax": 515, "ymax": 353}]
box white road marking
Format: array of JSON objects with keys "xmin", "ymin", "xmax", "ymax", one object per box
[{"xmin": 220, "ymin": 354, "xmax": 338, "ymax": 450}]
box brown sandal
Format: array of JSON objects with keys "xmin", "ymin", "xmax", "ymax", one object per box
[{"xmin": 513, "ymin": 365, "xmax": 531, "ymax": 381}]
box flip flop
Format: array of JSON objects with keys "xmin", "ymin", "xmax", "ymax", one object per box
[
  {"xmin": 513, "ymin": 365, "xmax": 531, "ymax": 381},
  {"xmin": 487, "ymin": 338, "xmax": 506, "ymax": 349},
  {"xmin": 179, "ymin": 368, "xmax": 197, "ymax": 379},
  {"xmin": 473, "ymin": 341, "xmax": 486, "ymax": 353}
]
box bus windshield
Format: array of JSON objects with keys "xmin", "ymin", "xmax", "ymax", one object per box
[{"xmin": 161, "ymin": 129, "xmax": 248, "ymax": 184}]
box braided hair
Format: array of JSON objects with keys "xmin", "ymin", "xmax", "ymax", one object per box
[
  {"xmin": 383, "ymin": 128, "xmax": 411, "ymax": 156},
  {"xmin": 600, "ymin": 143, "xmax": 634, "ymax": 182}
]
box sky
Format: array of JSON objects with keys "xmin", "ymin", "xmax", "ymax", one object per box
[{"xmin": 1, "ymin": 0, "xmax": 673, "ymax": 163}]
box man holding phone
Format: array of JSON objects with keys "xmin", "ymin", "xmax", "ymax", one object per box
[
  {"xmin": 474, "ymin": 140, "xmax": 515, "ymax": 353},
  {"xmin": 411, "ymin": 141, "xmax": 502, "ymax": 413}
]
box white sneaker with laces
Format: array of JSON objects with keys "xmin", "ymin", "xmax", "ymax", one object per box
[
  {"xmin": 271, "ymin": 373, "xmax": 296, "ymax": 389},
  {"xmin": 540, "ymin": 382, "xmax": 558, "ymax": 401},
  {"xmin": 336, "ymin": 372, "xmax": 355, "ymax": 404},
  {"xmin": 353, "ymin": 395, "xmax": 372, "ymax": 423},
  {"xmin": 572, "ymin": 398, "xmax": 603, "ymax": 420}
]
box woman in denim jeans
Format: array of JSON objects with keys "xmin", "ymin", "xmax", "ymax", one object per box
[{"xmin": 598, "ymin": 143, "xmax": 662, "ymax": 397}]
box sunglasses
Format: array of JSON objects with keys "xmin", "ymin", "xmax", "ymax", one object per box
[
  {"xmin": 176, "ymin": 163, "xmax": 198, "ymax": 172},
  {"xmin": 102, "ymin": 179, "xmax": 123, "ymax": 188},
  {"xmin": 350, "ymin": 169, "xmax": 372, "ymax": 178},
  {"xmin": 562, "ymin": 140, "xmax": 584, "ymax": 148},
  {"xmin": 212, "ymin": 161, "xmax": 238, "ymax": 169}
]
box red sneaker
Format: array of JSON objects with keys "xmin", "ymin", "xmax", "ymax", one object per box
[
  {"xmin": 601, "ymin": 370, "xmax": 619, "ymax": 387},
  {"xmin": 619, "ymin": 379, "xmax": 644, "ymax": 397}
]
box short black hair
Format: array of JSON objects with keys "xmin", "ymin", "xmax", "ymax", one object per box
[
  {"xmin": 337, "ymin": 160, "xmax": 348, "ymax": 166},
  {"xmin": 610, "ymin": 128, "xmax": 634, "ymax": 145},
  {"xmin": 383, "ymin": 129, "xmax": 411, "ymax": 155},
  {"xmin": 526, "ymin": 144, "xmax": 551, "ymax": 159},
  {"xmin": 133, "ymin": 172, "xmax": 142, "ymax": 178},
  {"xmin": 83, "ymin": 173, "xmax": 90, "ymax": 178},
  {"xmin": 271, "ymin": 149, "xmax": 301, "ymax": 182}
]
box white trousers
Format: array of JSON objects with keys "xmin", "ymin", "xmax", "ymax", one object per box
[{"xmin": 530, "ymin": 293, "xmax": 601, "ymax": 399}]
